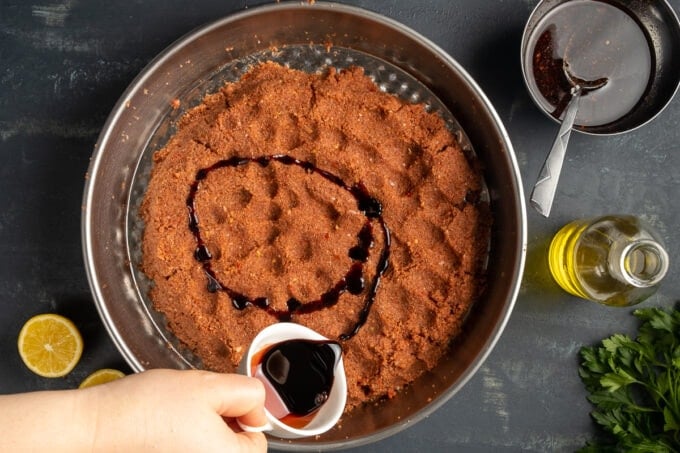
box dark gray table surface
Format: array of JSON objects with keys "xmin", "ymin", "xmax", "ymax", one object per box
[{"xmin": 1, "ymin": 0, "xmax": 679, "ymax": 451}]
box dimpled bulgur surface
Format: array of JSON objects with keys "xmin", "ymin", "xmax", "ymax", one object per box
[{"xmin": 141, "ymin": 62, "xmax": 491, "ymax": 411}]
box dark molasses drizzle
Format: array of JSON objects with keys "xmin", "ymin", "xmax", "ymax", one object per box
[{"xmin": 186, "ymin": 155, "xmax": 391, "ymax": 340}]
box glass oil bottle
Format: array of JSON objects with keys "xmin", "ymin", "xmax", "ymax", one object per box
[{"xmin": 548, "ymin": 215, "xmax": 669, "ymax": 307}]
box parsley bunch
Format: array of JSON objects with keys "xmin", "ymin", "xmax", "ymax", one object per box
[{"xmin": 579, "ymin": 307, "xmax": 680, "ymax": 452}]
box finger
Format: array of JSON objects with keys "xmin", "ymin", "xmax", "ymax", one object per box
[{"xmin": 202, "ymin": 373, "xmax": 267, "ymax": 427}]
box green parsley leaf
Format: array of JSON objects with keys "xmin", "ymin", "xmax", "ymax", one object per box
[{"xmin": 578, "ymin": 306, "xmax": 680, "ymax": 452}]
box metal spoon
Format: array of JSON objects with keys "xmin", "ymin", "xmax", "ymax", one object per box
[{"xmin": 530, "ymin": 64, "xmax": 608, "ymax": 217}]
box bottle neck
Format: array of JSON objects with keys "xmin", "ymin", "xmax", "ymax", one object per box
[{"xmin": 610, "ymin": 239, "xmax": 669, "ymax": 288}]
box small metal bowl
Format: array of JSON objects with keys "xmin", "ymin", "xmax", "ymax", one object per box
[
  {"xmin": 82, "ymin": 2, "xmax": 526, "ymax": 450},
  {"xmin": 521, "ymin": 0, "xmax": 680, "ymax": 135}
]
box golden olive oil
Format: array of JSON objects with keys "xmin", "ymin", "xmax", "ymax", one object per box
[{"xmin": 548, "ymin": 215, "xmax": 668, "ymax": 306}]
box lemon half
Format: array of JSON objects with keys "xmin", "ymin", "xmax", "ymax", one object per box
[
  {"xmin": 79, "ymin": 368, "xmax": 125, "ymax": 388},
  {"xmin": 17, "ymin": 313, "xmax": 83, "ymax": 378}
]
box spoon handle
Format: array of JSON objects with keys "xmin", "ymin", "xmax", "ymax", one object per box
[{"xmin": 530, "ymin": 91, "xmax": 581, "ymax": 217}]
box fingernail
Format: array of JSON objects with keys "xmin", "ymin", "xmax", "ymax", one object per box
[{"xmin": 237, "ymin": 419, "xmax": 273, "ymax": 433}]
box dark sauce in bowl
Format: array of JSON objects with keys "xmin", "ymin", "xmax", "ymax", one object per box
[
  {"xmin": 252, "ymin": 339, "xmax": 342, "ymax": 429},
  {"xmin": 526, "ymin": 0, "xmax": 653, "ymax": 128}
]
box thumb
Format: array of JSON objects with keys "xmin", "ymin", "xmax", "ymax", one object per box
[{"xmin": 205, "ymin": 373, "xmax": 267, "ymax": 428}]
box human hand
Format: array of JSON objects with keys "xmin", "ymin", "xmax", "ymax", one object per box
[
  {"xmin": 0, "ymin": 369, "xmax": 266, "ymax": 452},
  {"xmin": 85, "ymin": 369, "xmax": 267, "ymax": 452}
]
